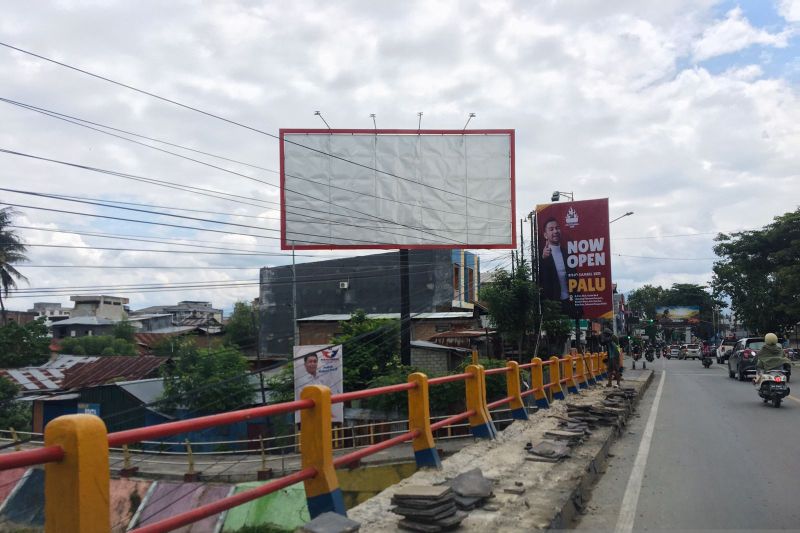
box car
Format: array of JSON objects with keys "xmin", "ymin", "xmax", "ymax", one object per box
[
  {"xmin": 682, "ymin": 343, "xmax": 701, "ymax": 360},
  {"xmin": 669, "ymin": 345, "xmax": 680, "ymax": 359},
  {"xmin": 716, "ymin": 338, "xmax": 737, "ymax": 364},
  {"xmin": 728, "ymin": 337, "xmax": 789, "ymax": 382}
]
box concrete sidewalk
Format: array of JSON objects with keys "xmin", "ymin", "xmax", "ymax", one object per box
[{"xmin": 349, "ymin": 369, "xmax": 654, "ymax": 531}]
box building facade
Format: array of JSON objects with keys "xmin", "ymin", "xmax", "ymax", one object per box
[
  {"xmin": 70, "ymin": 295, "xmax": 129, "ymax": 321},
  {"xmin": 258, "ymin": 250, "xmax": 480, "ymax": 357}
]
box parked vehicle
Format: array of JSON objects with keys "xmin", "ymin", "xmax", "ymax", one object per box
[
  {"xmin": 754, "ymin": 370, "xmax": 790, "ymax": 408},
  {"xmin": 716, "ymin": 338, "xmax": 737, "ymax": 364},
  {"xmin": 728, "ymin": 337, "xmax": 789, "ymax": 382},
  {"xmin": 682, "ymin": 343, "xmax": 701, "ymax": 360}
]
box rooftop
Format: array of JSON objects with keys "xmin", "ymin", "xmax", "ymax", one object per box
[
  {"xmin": 298, "ymin": 312, "xmax": 474, "ymax": 322},
  {"xmin": 61, "ymin": 356, "xmax": 169, "ymax": 389}
]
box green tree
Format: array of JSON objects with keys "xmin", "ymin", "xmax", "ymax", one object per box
[
  {"xmin": 112, "ymin": 318, "xmax": 136, "ymax": 342},
  {"xmin": 713, "ymin": 209, "xmax": 800, "ymax": 335},
  {"xmin": 480, "ymin": 258, "xmax": 538, "ymax": 355},
  {"xmin": 59, "ymin": 335, "xmax": 137, "ymax": 356},
  {"xmin": 225, "ymin": 301, "xmax": 257, "ymax": 350},
  {"xmin": 0, "ymin": 319, "xmax": 50, "ymax": 367},
  {"xmin": 333, "ymin": 310, "xmax": 400, "ymax": 391},
  {"xmin": 0, "ymin": 207, "xmax": 29, "ymax": 326},
  {"xmin": 627, "ymin": 285, "xmax": 665, "ymax": 320},
  {"xmin": 539, "ymin": 299, "xmax": 572, "ymax": 356},
  {"xmin": 264, "ymin": 364, "xmax": 294, "ymax": 404},
  {"xmin": 0, "ymin": 376, "xmax": 30, "ymax": 431},
  {"xmin": 160, "ymin": 339, "xmax": 253, "ymax": 415}
]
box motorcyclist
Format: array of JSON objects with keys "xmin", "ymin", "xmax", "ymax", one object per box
[
  {"xmin": 754, "ymin": 333, "xmax": 791, "ymax": 385},
  {"xmin": 601, "ymin": 328, "xmax": 622, "ymax": 387}
]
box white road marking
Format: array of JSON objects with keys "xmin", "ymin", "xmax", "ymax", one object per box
[{"xmin": 615, "ymin": 369, "xmax": 667, "ymax": 533}]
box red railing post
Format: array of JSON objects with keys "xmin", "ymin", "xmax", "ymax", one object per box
[
  {"xmin": 44, "ymin": 414, "xmax": 109, "ymax": 533},
  {"xmin": 300, "ymin": 385, "xmax": 346, "ymax": 518},
  {"xmin": 407, "ymin": 373, "xmax": 441, "ymax": 468}
]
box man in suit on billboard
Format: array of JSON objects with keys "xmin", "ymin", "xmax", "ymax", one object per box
[{"xmin": 540, "ymin": 217, "xmax": 581, "ymax": 318}]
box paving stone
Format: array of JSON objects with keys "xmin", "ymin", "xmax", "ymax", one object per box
[
  {"xmin": 398, "ymin": 519, "xmax": 442, "ymax": 532},
  {"xmin": 433, "ymin": 510, "xmax": 468, "ymax": 528},
  {"xmin": 300, "ymin": 511, "xmax": 361, "ymax": 533},
  {"xmin": 446, "ymin": 467, "xmax": 493, "ymax": 498},
  {"xmin": 503, "ymin": 486, "xmax": 526, "ymax": 495},
  {"xmin": 391, "ymin": 496, "xmax": 453, "ymax": 509},
  {"xmin": 392, "ymin": 502, "xmax": 457, "ymax": 519},
  {"xmin": 393, "ymin": 485, "xmax": 452, "ymax": 500},
  {"xmin": 453, "ymin": 494, "xmax": 483, "ymax": 510}
]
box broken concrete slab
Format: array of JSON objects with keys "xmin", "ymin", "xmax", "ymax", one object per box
[
  {"xmin": 393, "ymin": 485, "xmax": 452, "ymax": 500},
  {"xmin": 300, "ymin": 511, "xmax": 361, "ymax": 533},
  {"xmin": 445, "ymin": 468, "xmax": 493, "ymax": 499}
]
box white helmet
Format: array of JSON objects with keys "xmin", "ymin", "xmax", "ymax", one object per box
[{"xmin": 765, "ymin": 333, "xmax": 778, "ymax": 345}]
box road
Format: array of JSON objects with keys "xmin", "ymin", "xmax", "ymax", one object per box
[{"xmin": 575, "ymin": 358, "xmax": 800, "ymax": 531}]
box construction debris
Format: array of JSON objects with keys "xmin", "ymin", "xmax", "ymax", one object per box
[
  {"xmin": 392, "ymin": 485, "xmax": 468, "ymax": 532},
  {"xmin": 300, "ymin": 511, "xmax": 361, "ymax": 533}
]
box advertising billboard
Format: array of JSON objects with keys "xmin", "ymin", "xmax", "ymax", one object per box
[
  {"xmin": 280, "ymin": 129, "xmax": 515, "ymax": 250},
  {"xmin": 293, "ymin": 344, "xmax": 344, "ymax": 423},
  {"xmin": 655, "ymin": 306, "xmax": 700, "ymax": 325},
  {"xmin": 535, "ymin": 198, "xmax": 612, "ymax": 320}
]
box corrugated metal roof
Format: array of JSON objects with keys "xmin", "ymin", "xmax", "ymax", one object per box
[
  {"xmin": 118, "ymin": 378, "xmax": 164, "ymax": 404},
  {"xmin": 0, "ymin": 367, "xmax": 71, "ymax": 392},
  {"xmin": 48, "ymin": 316, "xmax": 116, "ymax": 326},
  {"xmin": 411, "ymin": 340, "xmax": 472, "ymax": 353},
  {"xmin": 61, "ymin": 356, "xmax": 169, "ymax": 390},
  {"xmin": 298, "ymin": 312, "xmax": 474, "ymax": 322},
  {"xmin": 39, "ymin": 355, "xmax": 100, "ymax": 370}
]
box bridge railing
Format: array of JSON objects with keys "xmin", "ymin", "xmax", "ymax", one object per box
[{"xmin": 0, "ymin": 353, "xmax": 607, "ymax": 533}]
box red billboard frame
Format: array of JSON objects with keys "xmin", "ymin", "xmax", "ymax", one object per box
[{"xmin": 279, "ymin": 128, "xmax": 516, "ymax": 250}]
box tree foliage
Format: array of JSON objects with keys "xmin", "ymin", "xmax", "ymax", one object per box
[
  {"xmin": 59, "ymin": 335, "xmax": 137, "ymax": 356},
  {"xmin": 0, "ymin": 376, "xmax": 30, "ymax": 431},
  {"xmin": 225, "ymin": 301, "xmax": 257, "ymax": 349},
  {"xmin": 0, "ymin": 207, "xmax": 29, "ymax": 326},
  {"xmin": 480, "ymin": 258, "xmax": 538, "ymax": 354},
  {"xmin": 333, "ymin": 309, "xmax": 400, "ymax": 391},
  {"xmin": 111, "ymin": 318, "xmax": 136, "ymax": 342},
  {"xmin": 160, "ymin": 338, "xmax": 253, "ymax": 415},
  {"xmin": 626, "ymin": 283, "xmax": 724, "ymax": 340},
  {"xmin": 0, "ymin": 319, "xmax": 50, "ymax": 368},
  {"xmin": 713, "ymin": 209, "xmax": 800, "ymax": 335}
]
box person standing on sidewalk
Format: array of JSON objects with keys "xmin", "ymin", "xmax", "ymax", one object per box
[{"xmin": 602, "ymin": 328, "xmax": 622, "ymax": 387}]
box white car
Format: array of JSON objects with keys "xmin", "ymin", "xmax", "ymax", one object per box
[{"xmin": 682, "ymin": 343, "xmax": 701, "ymax": 360}]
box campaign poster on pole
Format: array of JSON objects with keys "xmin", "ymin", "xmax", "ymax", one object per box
[
  {"xmin": 535, "ymin": 198, "xmax": 613, "ymax": 320},
  {"xmin": 294, "ymin": 345, "xmax": 344, "ymax": 423}
]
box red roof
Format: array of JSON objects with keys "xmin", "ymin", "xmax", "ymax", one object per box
[{"xmin": 61, "ymin": 356, "xmax": 169, "ymax": 390}]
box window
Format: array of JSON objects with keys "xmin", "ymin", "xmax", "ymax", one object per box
[
  {"xmin": 70, "ymin": 330, "xmax": 76, "ymax": 337},
  {"xmin": 467, "ymin": 267, "xmax": 475, "ymax": 302},
  {"xmin": 435, "ymin": 324, "xmax": 451, "ymax": 332},
  {"xmin": 453, "ymin": 264, "xmax": 460, "ymax": 298}
]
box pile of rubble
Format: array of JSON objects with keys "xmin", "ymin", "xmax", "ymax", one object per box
[
  {"xmin": 390, "ymin": 468, "xmax": 495, "ymax": 531},
  {"xmin": 524, "ymin": 387, "xmax": 638, "ymax": 463}
]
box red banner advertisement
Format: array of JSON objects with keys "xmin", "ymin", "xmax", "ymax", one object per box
[{"xmin": 535, "ymin": 198, "xmax": 613, "ymax": 320}]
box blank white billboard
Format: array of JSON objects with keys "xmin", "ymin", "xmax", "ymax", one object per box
[{"xmin": 280, "ymin": 129, "xmax": 515, "ymax": 250}]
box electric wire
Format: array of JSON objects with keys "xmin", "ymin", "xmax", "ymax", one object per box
[{"xmin": 0, "ymin": 42, "xmax": 511, "ymax": 212}]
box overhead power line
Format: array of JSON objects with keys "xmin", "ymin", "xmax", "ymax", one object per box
[
  {"xmin": 0, "ymin": 42, "xmax": 511, "ymax": 211},
  {"xmin": 0, "ymin": 97, "xmax": 508, "ymax": 226},
  {"xmin": 0, "ymin": 149, "xmax": 464, "ymax": 245}
]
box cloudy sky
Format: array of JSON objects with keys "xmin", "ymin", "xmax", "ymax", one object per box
[{"xmin": 1, "ymin": 0, "xmax": 798, "ymax": 314}]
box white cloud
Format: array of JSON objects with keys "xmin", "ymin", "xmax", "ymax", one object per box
[
  {"xmin": 1, "ymin": 0, "xmax": 799, "ymax": 312},
  {"xmin": 692, "ymin": 7, "xmax": 792, "ymax": 61},
  {"xmin": 778, "ymin": 0, "xmax": 800, "ymax": 22}
]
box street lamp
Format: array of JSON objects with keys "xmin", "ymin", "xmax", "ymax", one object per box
[
  {"xmin": 610, "ymin": 211, "xmax": 634, "ymax": 224},
  {"xmin": 551, "ymin": 191, "xmax": 574, "ymax": 202}
]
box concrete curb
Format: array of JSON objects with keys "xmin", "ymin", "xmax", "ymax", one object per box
[{"xmin": 546, "ymin": 370, "xmax": 655, "ymax": 530}]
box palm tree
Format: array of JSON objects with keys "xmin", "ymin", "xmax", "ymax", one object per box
[{"xmin": 0, "ymin": 207, "xmax": 28, "ymax": 325}]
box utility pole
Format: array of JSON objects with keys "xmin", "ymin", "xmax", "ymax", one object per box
[{"xmin": 400, "ymin": 249, "xmax": 411, "ymax": 366}]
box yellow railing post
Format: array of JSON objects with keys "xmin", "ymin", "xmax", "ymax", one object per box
[
  {"xmin": 549, "ymin": 356, "xmax": 565, "ymax": 401},
  {"xmin": 300, "ymin": 385, "xmax": 346, "ymax": 518},
  {"xmin": 576, "ymin": 354, "xmax": 589, "ymax": 390},
  {"xmin": 465, "ymin": 364, "xmax": 496, "ymax": 439},
  {"xmin": 407, "ymin": 372, "xmax": 441, "ymax": 468},
  {"xmin": 563, "ymin": 355, "xmax": 578, "ymax": 394},
  {"xmin": 505, "ymin": 361, "xmax": 528, "ymax": 420},
  {"xmin": 530, "ymin": 357, "xmax": 549, "ymax": 409},
  {"xmin": 44, "ymin": 414, "xmax": 109, "ymax": 533}
]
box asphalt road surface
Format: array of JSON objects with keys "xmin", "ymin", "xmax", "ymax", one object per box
[{"xmin": 575, "ymin": 358, "xmax": 800, "ymax": 531}]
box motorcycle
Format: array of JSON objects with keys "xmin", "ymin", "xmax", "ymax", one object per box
[
  {"xmin": 755, "ymin": 370, "xmax": 790, "ymax": 408},
  {"xmin": 643, "ymin": 348, "xmax": 654, "ymax": 369},
  {"xmin": 702, "ymin": 355, "xmax": 712, "ymax": 368}
]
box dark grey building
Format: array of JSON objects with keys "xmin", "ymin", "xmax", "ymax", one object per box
[{"xmin": 259, "ymin": 249, "xmax": 480, "ymax": 357}]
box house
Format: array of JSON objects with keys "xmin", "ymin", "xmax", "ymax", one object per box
[
  {"xmin": 296, "ymin": 312, "xmax": 479, "ymax": 347},
  {"xmin": 50, "ymin": 314, "xmax": 173, "ymax": 339},
  {"xmin": 0, "ymin": 355, "xmax": 99, "ymax": 395},
  {"xmin": 70, "ymin": 295, "xmax": 129, "ymax": 320},
  {"xmin": 1, "ymin": 310, "xmax": 40, "ymax": 325},
  {"xmin": 410, "ymin": 340, "xmax": 473, "ymax": 374},
  {"xmin": 133, "ymin": 301, "xmax": 223, "ymax": 331},
  {"xmin": 259, "ymin": 249, "xmax": 481, "ymax": 357}
]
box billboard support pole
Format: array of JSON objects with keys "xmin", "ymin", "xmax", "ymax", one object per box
[
  {"xmin": 400, "ymin": 249, "xmax": 411, "ymax": 366},
  {"xmin": 292, "ymin": 245, "xmax": 298, "ymax": 347}
]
